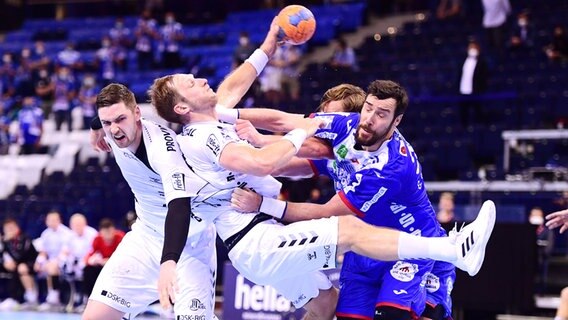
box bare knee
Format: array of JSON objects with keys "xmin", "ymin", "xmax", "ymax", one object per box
[
  {"xmin": 303, "ymin": 287, "xmax": 338, "ymax": 320},
  {"xmin": 82, "ymin": 300, "xmax": 124, "ymax": 320},
  {"xmin": 17, "ymin": 263, "xmax": 30, "ymax": 276}
]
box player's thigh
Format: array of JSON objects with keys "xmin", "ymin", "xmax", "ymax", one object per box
[
  {"xmin": 375, "ymin": 260, "xmax": 434, "ymax": 316},
  {"xmin": 175, "ymin": 226, "xmax": 217, "ymax": 318},
  {"xmin": 229, "ymin": 217, "xmax": 339, "ymax": 284},
  {"xmin": 336, "ymin": 275, "xmax": 379, "ymax": 320},
  {"xmin": 423, "ymin": 262, "xmax": 456, "ymax": 320},
  {"xmin": 89, "ymin": 230, "xmax": 160, "ymax": 315},
  {"xmin": 270, "ymin": 270, "xmax": 333, "ymax": 308},
  {"xmin": 82, "ymin": 299, "xmax": 125, "ymax": 320}
]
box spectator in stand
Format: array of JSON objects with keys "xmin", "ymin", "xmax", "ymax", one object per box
[
  {"xmin": 82, "ymin": 219, "xmax": 124, "ymax": 298},
  {"xmin": 159, "ymin": 11, "xmax": 184, "ymax": 69},
  {"xmin": 60, "ymin": 213, "xmax": 98, "ymax": 310},
  {"xmin": 508, "ymin": 10, "xmax": 535, "ymax": 50},
  {"xmin": 17, "ymin": 96, "xmax": 43, "ymax": 155},
  {"xmin": 51, "ymin": 66, "xmax": 77, "ymax": 132},
  {"xmin": 78, "ymin": 74, "xmax": 99, "ymax": 130},
  {"xmin": 30, "ymin": 41, "xmax": 51, "ymax": 73},
  {"xmin": 260, "ymin": 43, "xmax": 301, "ymax": 107},
  {"xmin": 34, "ymin": 67, "xmax": 54, "ymax": 115},
  {"xmin": 545, "ymin": 25, "xmax": 568, "ymax": 62},
  {"xmin": 0, "ymin": 53, "xmax": 17, "ymax": 99},
  {"xmin": 15, "ymin": 48, "xmax": 36, "ymax": 98},
  {"xmin": 109, "ymin": 17, "xmax": 131, "ymax": 71},
  {"xmin": 135, "ymin": 9, "xmax": 159, "ymax": 71},
  {"xmin": 0, "ymin": 104, "xmax": 11, "ymax": 155},
  {"xmin": 0, "ymin": 218, "xmax": 39, "ymax": 311},
  {"xmin": 435, "ymin": 0, "xmax": 462, "ymax": 20},
  {"xmin": 57, "ymin": 42, "xmax": 83, "ymax": 74},
  {"xmin": 437, "ymin": 192, "xmax": 456, "ymax": 225},
  {"xmin": 34, "ymin": 210, "xmax": 73, "ymax": 311},
  {"xmin": 458, "ymin": 39, "xmax": 488, "ymax": 126},
  {"xmin": 95, "ymin": 37, "xmax": 118, "ymax": 86},
  {"xmin": 232, "ymin": 32, "xmax": 259, "ymax": 107},
  {"xmin": 329, "ymin": 37, "xmax": 358, "ymax": 72},
  {"xmin": 233, "ymin": 32, "xmax": 256, "ymax": 68}
]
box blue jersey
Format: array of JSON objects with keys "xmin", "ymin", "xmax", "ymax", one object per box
[
  {"xmin": 18, "ymin": 104, "xmax": 43, "ymax": 145},
  {"xmin": 311, "ymin": 112, "xmax": 439, "ymax": 237}
]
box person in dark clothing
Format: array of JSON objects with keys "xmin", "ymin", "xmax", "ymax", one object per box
[
  {"xmin": 458, "ymin": 39, "xmax": 488, "ymax": 126},
  {"xmin": 0, "ymin": 218, "xmax": 39, "ymax": 310}
]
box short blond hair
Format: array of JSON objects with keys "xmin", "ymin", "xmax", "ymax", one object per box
[
  {"xmin": 318, "ymin": 83, "xmax": 366, "ymax": 113},
  {"xmin": 148, "ymin": 75, "xmax": 185, "ymax": 124}
]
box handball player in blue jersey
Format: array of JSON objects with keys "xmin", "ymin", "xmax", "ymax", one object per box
[{"xmin": 225, "ymin": 81, "xmax": 466, "ymax": 320}]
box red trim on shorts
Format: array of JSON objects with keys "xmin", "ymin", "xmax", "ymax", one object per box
[
  {"xmin": 308, "ymin": 112, "xmax": 316, "ymax": 118},
  {"xmin": 335, "ymin": 312, "xmax": 373, "ymax": 320},
  {"xmin": 338, "ymin": 191, "xmax": 365, "ymax": 217},
  {"xmin": 375, "ymin": 302, "xmax": 419, "ymax": 320},
  {"xmin": 426, "ymin": 301, "xmax": 436, "ymax": 308},
  {"xmin": 307, "ymin": 159, "xmax": 319, "ymax": 176}
]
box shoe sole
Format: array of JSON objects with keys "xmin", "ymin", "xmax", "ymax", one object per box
[{"xmin": 468, "ymin": 200, "xmax": 496, "ymax": 276}]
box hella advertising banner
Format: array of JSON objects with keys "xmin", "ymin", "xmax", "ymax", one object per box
[{"xmin": 223, "ymin": 262, "xmax": 340, "ymax": 319}]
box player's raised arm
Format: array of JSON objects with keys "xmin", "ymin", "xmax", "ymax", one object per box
[{"xmin": 216, "ymin": 17, "xmax": 279, "ymax": 109}]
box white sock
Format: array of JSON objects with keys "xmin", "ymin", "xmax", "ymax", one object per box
[
  {"xmin": 398, "ymin": 232, "xmax": 456, "ymax": 262},
  {"xmin": 24, "ymin": 290, "xmax": 37, "ymax": 303}
]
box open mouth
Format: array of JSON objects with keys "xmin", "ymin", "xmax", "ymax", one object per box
[{"xmin": 114, "ymin": 134, "xmax": 126, "ymax": 141}]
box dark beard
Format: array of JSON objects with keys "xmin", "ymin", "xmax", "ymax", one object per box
[{"xmin": 354, "ymin": 118, "xmax": 397, "ymax": 147}]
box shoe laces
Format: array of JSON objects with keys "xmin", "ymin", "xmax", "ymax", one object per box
[{"xmin": 448, "ymin": 222, "xmax": 465, "ymax": 243}]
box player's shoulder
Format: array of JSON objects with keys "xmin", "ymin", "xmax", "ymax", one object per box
[
  {"xmin": 141, "ymin": 118, "xmax": 179, "ymax": 153},
  {"xmin": 384, "ymin": 131, "xmax": 415, "ymax": 169}
]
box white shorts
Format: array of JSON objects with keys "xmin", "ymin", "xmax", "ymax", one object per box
[
  {"xmin": 90, "ymin": 223, "xmax": 217, "ymax": 318},
  {"xmin": 228, "ymin": 216, "xmax": 338, "ymax": 307}
]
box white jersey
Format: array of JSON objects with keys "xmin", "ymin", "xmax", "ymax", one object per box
[
  {"xmin": 177, "ymin": 121, "xmax": 282, "ymax": 240},
  {"xmin": 65, "ymin": 226, "xmax": 98, "ymax": 261},
  {"xmin": 109, "ymin": 119, "xmax": 207, "ymax": 239},
  {"xmin": 38, "ymin": 224, "xmax": 73, "ymax": 259}
]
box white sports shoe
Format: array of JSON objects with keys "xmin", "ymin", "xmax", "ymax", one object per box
[
  {"xmin": 452, "ymin": 200, "xmax": 496, "ymax": 276},
  {"xmin": 0, "ymin": 298, "xmax": 20, "ymax": 311}
]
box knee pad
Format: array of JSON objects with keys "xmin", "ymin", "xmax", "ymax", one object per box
[
  {"xmin": 374, "ymin": 306, "xmax": 414, "ymax": 320},
  {"xmin": 421, "ymin": 304, "xmax": 448, "ymax": 320}
]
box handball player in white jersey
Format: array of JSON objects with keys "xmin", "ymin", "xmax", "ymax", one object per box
[
  {"xmin": 147, "ymin": 43, "xmax": 496, "ymax": 320},
  {"xmin": 81, "ymin": 83, "xmax": 217, "ymax": 320}
]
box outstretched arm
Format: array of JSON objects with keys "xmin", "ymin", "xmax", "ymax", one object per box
[
  {"xmin": 546, "ymin": 209, "xmax": 568, "ymax": 233},
  {"xmin": 216, "ymin": 18, "xmax": 279, "ymax": 109},
  {"xmin": 231, "ymin": 188, "xmax": 354, "ymax": 222},
  {"xmin": 220, "ymin": 118, "xmax": 322, "ymax": 176}
]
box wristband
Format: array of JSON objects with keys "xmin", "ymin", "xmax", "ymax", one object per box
[
  {"xmin": 282, "ymin": 129, "xmax": 307, "ymax": 152},
  {"xmin": 245, "ymin": 49, "xmax": 269, "ymax": 76},
  {"xmin": 215, "ymin": 105, "xmax": 239, "ymax": 124},
  {"xmin": 259, "ymin": 196, "xmax": 287, "ymax": 220}
]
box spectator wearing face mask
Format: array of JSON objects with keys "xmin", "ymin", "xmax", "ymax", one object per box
[
  {"xmin": 34, "ymin": 67, "xmax": 54, "ymax": 114},
  {"xmin": 458, "ymin": 39, "xmax": 488, "ymax": 126},
  {"xmin": 158, "ymin": 12, "xmax": 184, "ymax": 69},
  {"xmin": 135, "ymin": 9, "xmax": 159, "ymax": 71},
  {"xmin": 508, "ymin": 10, "xmax": 535, "ymax": 51},
  {"xmin": 51, "ymin": 66, "xmax": 76, "ymax": 131},
  {"xmin": 108, "ymin": 17, "xmax": 131, "ymax": 71},
  {"xmin": 17, "ymin": 96, "xmax": 43, "ymax": 155},
  {"xmin": 56, "ymin": 42, "xmax": 83, "ymax": 73},
  {"xmin": 233, "ymin": 31, "xmax": 256, "ymax": 68},
  {"xmin": 78, "ymin": 75, "xmax": 98, "ymax": 129},
  {"xmin": 95, "ymin": 36, "xmax": 118, "ymax": 86}
]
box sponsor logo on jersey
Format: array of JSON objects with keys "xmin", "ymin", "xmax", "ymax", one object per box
[
  {"xmin": 393, "ymin": 289, "xmax": 408, "ymax": 295},
  {"xmin": 189, "ymin": 298, "xmax": 206, "ymax": 311},
  {"xmin": 361, "ymin": 187, "xmax": 387, "ymax": 212},
  {"xmin": 177, "ymin": 316, "xmax": 205, "ymax": 320},
  {"xmin": 399, "ymin": 144, "xmax": 407, "ymax": 156},
  {"xmin": 206, "ymin": 134, "xmax": 221, "ymax": 156},
  {"xmin": 425, "ymin": 272, "xmax": 440, "ymax": 293},
  {"xmin": 337, "ymin": 145, "xmax": 348, "ymax": 159},
  {"xmin": 307, "ymin": 251, "xmax": 317, "ymax": 260},
  {"xmin": 172, "ymin": 173, "xmax": 186, "ymax": 191},
  {"xmin": 159, "ymin": 125, "xmax": 177, "ymax": 152},
  {"xmin": 315, "ymin": 131, "xmax": 338, "ymax": 140},
  {"xmin": 323, "ymin": 245, "xmax": 332, "ymax": 268},
  {"xmin": 389, "ymin": 261, "xmax": 419, "ymax": 282},
  {"xmin": 101, "ymin": 290, "xmax": 131, "ymax": 308}
]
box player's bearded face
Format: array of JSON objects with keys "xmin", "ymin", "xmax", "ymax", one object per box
[{"xmin": 355, "ymin": 96, "xmax": 398, "ymax": 148}]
